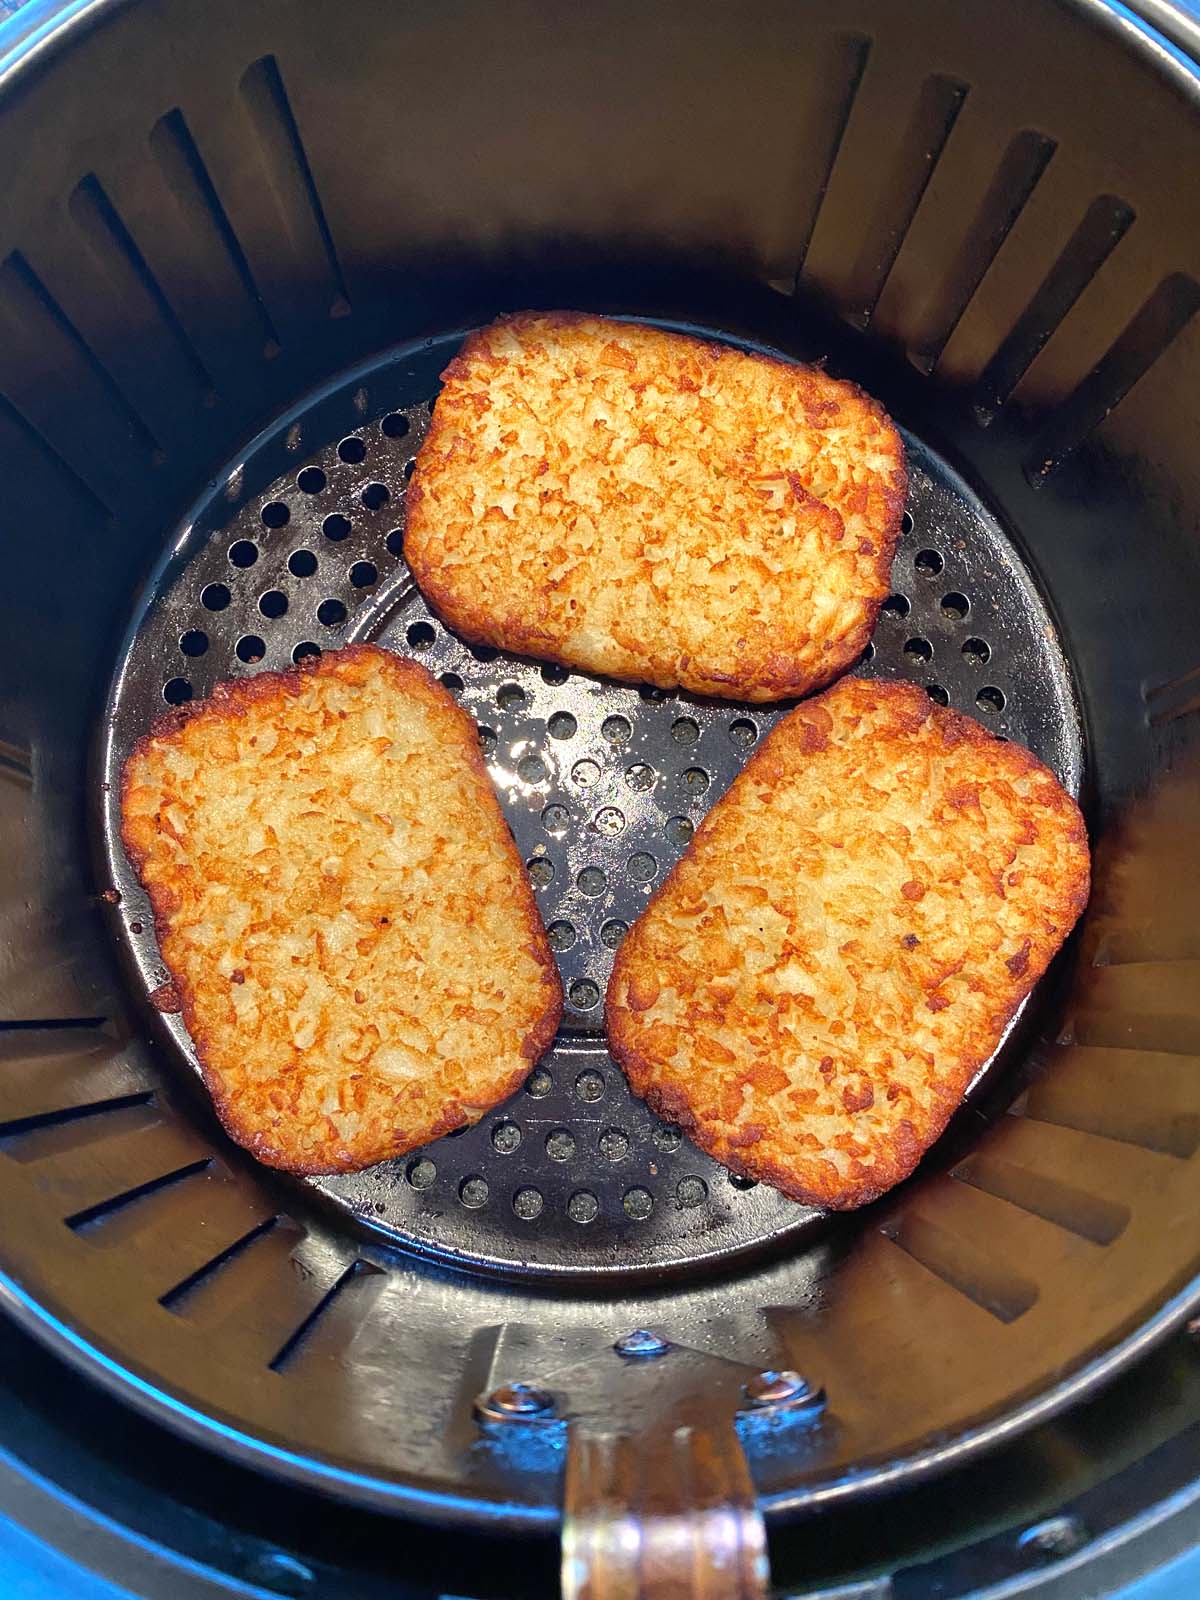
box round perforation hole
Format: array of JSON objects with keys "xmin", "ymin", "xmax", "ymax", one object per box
[
  {"xmin": 625, "ymin": 763, "xmax": 655, "ymax": 792},
  {"xmin": 202, "ymin": 583, "xmax": 231, "ymax": 612},
  {"xmin": 602, "ymin": 715, "xmax": 632, "ymax": 745},
  {"xmin": 513, "ymin": 1187, "xmax": 543, "ymax": 1220},
  {"xmin": 407, "ymin": 1157, "xmax": 436, "ymax": 1190},
  {"xmin": 628, "ymin": 852, "xmax": 657, "ymax": 883},
  {"xmin": 492, "ymin": 1122, "xmax": 521, "ymax": 1155},
  {"xmin": 323, "ymin": 514, "xmax": 351, "ymax": 542},
  {"xmin": 681, "ymin": 768, "xmax": 710, "ymax": 799},
  {"xmin": 671, "ymin": 717, "xmax": 699, "ymax": 745},
  {"xmin": 260, "ymin": 501, "xmax": 290, "ymax": 529},
  {"xmin": 593, "ymin": 807, "xmax": 625, "ymax": 837},
  {"xmin": 497, "ymin": 683, "xmax": 526, "ymax": 711},
  {"xmin": 381, "ymin": 412, "xmax": 410, "ymax": 439},
  {"xmin": 926, "ymin": 684, "xmax": 950, "ymax": 706},
  {"xmin": 547, "ymin": 920, "xmax": 576, "ymax": 952},
  {"xmin": 477, "ymin": 726, "xmax": 497, "ymax": 756},
  {"xmin": 548, "ymin": 712, "xmax": 577, "ymax": 740},
  {"xmin": 288, "ymin": 550, "xmax": 317, "ymax": 578},
  {"xmin": 915, "ymin": 548, "xmax": 944, "ymax": 577},
  {"xmin": 337, "ymin": 436, "xmax": 366, "ymax": 464},
  {"xmin": 963, "ymin": 637, "xmax": 991, "ymax": 665},
  {"xmin": 349, "ymin": 561, "xmax": 377, "ymax": 588},
  {"xmin": 406, "ymin": 621, "xmax": 436, "ymax": 651},
  {"xmin": 386, "ymin": 529, "xmax": 404, "ymax": 557},
  {"xmin": 941, "ymin": 592, "xmax": 969, "ymax": 620},
  {"xmin": 677, "ymin": 1176, "xmax": 708, "ymax": 1209},
  {"xmin": 904, "ymin": 638, "xmax": 933, "ymax": 662},
  {"xmin": 546, "ymin": 1129, "xmax": 576, "ymax": 1162},
  {"xmin": 729, "ymin": 718, "xmax": 757, "ymax": 747},
  {"xmin": 459, "ymin": 1175, "xmax": 488, "ymax": 1209},
  {"xmin": 440, "ymin": 671, "xmax": 464, "ymax": 693},
  {"xmin": 977, "ymin": 685, "xmax": 1007, "ymax": 713},
  {"xmin": 229, "ymin": 540, "xmax": 258, "ymax": 569},
  {"xmin": 317, "ymin": 598, "xmax": 347, "ymax": 628},
  {"xmin": 577, "ymin": 866, "xmax": 606, "ymax": 897},
  {"xmin": 527, "ymin": 856, "xmax": 554, "ymax": 888},
  {"xmin": 526, "ymin": 1069, "xmax": 553, "ymax": 1099},
  {"xmin": 541, "ymin": 663, "xmax": 569, "ymax": 686},
  {"xmin": 575, "ymin": 1069, "xmax": 605, "ymax": 1103},
  {"xmin": 665, "ymin": 815, "xmax": 693, "ymax": 846},
  {"xmin": 568, "ymin": 1191, "xmax": 599, "ymax": 1225},
  {"xmin": 163, "ymin": 677, "xmax": 192, "ymax": 705},
  {"xmin": 518, "ymin": 753, "xmax": 548, "ymax": 784},
  {"xmin": 600, "ymin": 918, "xmax": 628, "ymax": 949},
  {"xmin": 901, "ymin": 510, "xmax": 915, "ymax": 534},
  {"xmin": 292, "ymin": 642, "xmax": 321, "ymax": 664},
  {"xmin": 623, "ymin": 1188, "xmax": 654, "ymax": 1221},
  {"xmin": 542, "ymin": 802, "xmax": 570, "ymax": 835},
  {"xmin": 572, "ymin": 759, "xmax": 601, "ymax": 788},
  {"xmin": 361, "ymin": 483, "xmax": 390, "ymax": 511},
  {"xmin": 882, "ymin": 594, "xmax": 911, "ymax": 618},
  {"xmin": 179, "ymin": 629, "xmax": 208, "ymax": 658},
  {"xmin": 259, "ymin": 590, "xmax": 287, "ymax": 619},
  {"xmin": 297, "ymin": 466, "xmax": 326, "ymax": 494},
  {"xmin": 236, "ymin": 635, "xmax": 265, "ymax": 664},
  {"xmin": 569, "ymin": 979, "xmax": 600, "ymax": 1010},
  {"xmin": 600, "ymin": 1129, "xmax": 630, "ymax": 1162}
]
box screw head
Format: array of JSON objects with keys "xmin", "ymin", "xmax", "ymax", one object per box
[
  {"xmin": 614, "ymin": 1328, "xmax": 670, "ymax": 1359},
  {"xmin": 744, "ymin": 1369, "xmax": 822, "ymax": 1408},
  {"xmin": 480, "ymin": 1381, "xmax": 556, "ymax": 1420}
]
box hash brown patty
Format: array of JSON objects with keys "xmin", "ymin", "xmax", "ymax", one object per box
[
  {"xmin": 406, "ymin": 313, "xmax": 906, "ymax": 702},
  {"xmin": 120, "ymin": 644, "xmax": 562, "ymax": 1174},
  {"xmin": 606, "ymin": 678, "xmax": 1090, "ymax": 1208}
]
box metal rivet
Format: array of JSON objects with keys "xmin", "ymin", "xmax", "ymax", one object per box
[
  {"xmin": 614, "ymin": 1329, "xmax": 670, "ymax": 1359},
  {"xmin": 1018, "ymin": 1515, "xmax": 1088, "ymax": 1560},
  {"xmin": 481, "ymin": 1381, "xmax": 556, "ymax": 1419},
  {"xmin": 744, "ymin": 1369, "xmax": 822, "ymax": 1408}
]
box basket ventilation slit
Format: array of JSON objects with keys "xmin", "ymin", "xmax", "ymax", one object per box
[
  {"xmin": 69, "ymin": 174, "xmax": 216, "ymax": 403},
  {"xmin": 149, "ymin": 109, "xmax": 282, "ymax": 355},
  {"xmin": 973, "ymin": 194, "xmax": 1136, "ymax": 421},
  {"xmin": 842, "ymin": 74, "xmax": 968, "ymax": 327},
  {"xmin": 238, "ymin": 55, "xmax": 350, "ymax": 318},
  {"xmin": 909, "ymin": 128, "xmax": 1057, "ymax": 373},
  {"xmin": 1025, "ymin": 272, "xmax": 1200, "ymax": 481}
]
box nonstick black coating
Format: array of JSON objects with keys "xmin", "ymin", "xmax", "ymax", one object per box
[
  {"xmin": 97, "ymin": 323, "xmax": 1083, "ymax": 1284},
  {"xmin": 1, "ymin": 0, "xmax": 1199, "ymax": 1540}
]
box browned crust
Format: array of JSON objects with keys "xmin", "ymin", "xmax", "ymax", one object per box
[
  {"xmin": 406, "ymin": 312, "xmax": 907, "ymax": 703},
  {"xmin": 606, "ymin": 677, "xmax": 1090, "ymax": 1209},
  {"xmin": 120, "ymin": 644, "xmax": 563, "ymax": 1175}
]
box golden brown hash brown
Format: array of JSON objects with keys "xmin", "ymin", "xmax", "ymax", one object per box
[
  {"xmin": 405, "ymin": 312, "xmax": 906, "ymax": 702},
  {"xmin": 606, "ymin": 678, "xmax": 1090, "ymax": 1208},
  {"xmin": 120, "ymin": 644, "xmax": 562, "ymax": 1175}
]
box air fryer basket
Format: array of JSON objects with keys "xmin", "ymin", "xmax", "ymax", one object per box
[{"xmin": 1, "ymin": 0, "xmax": 1199, "ymax": 1591}]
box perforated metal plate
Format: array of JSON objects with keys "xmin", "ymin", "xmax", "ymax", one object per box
[{"xmin": 97, "ymin": 323, "xmax": 1084, "ymax": 1282}]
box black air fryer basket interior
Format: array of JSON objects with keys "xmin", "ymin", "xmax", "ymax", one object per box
[{"xmin": 2, "ymin": 0, "xmax": 1200, "ymax": 1593}]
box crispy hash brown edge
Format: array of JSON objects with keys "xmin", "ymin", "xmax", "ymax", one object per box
[
  {"xmin": 406, "ymin": 311, "xmax": 908, "ymax": 701},
  {"xmin": 119, "ymin": 643, "xmax": 564, "ymax": 1175},
  {"xmin": 605, "ymin": 679, "xmax": 1090, "ymax": 1209}
]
